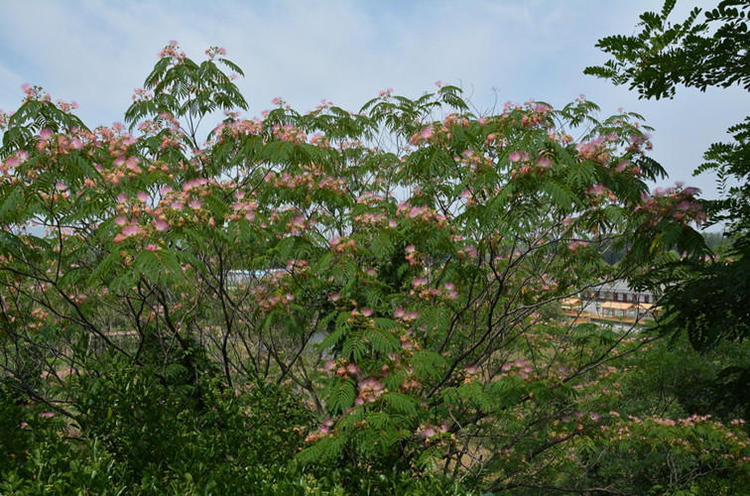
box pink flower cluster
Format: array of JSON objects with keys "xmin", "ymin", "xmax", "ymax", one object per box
[
  {"xmin": 254, "ymin": 290, "xmax": 295, "ymax": 312},
  {"xmin": 305, "ymin": 418, "xmax": 335, "ymax": 443},
  {"xmin": 272, "ymin": 123, "xmax": 307, "ymax": 143},
  {"xmin": 500, "ymin": 359, "xmax": 535, "ymax": 380},
  {"xmin": 393, "ymin": 308, "xmax": 419, "ymax": 322},
  {"xmin": 457, "ymin": 244, "xmax": 478, "ymax": 259},
  {"xmin": 324, "ymin": 359, "xmax": 360, "ymax": 379},
  {"xmin": 396, "ymin": 202, "xmax": 447, "ymax": 227},
  {"xmin": 113, "ymin": 222, "xmax": 143, "ymax": 244},
  {"xmin": 287, "ymin": 214, "xmax": 315, "ymax": 235},
  {"xmin": 627, "ymin": 132, "xmax": 652, "ymax": 154},
  {"xmin": 55, "ymin": 99, "xmax": 79, "ymax": 112},
  {"xmin": 330, "ymin": 236, "xmax": 356, "ymax": 253},
  {"xmin": 230, "ymin": 194, "xmax": 259, "ymax": 222},
  {"xmin": 20, "ymin": 83, "xmax": 51, "ymax": 103},
  {"xmin": 158, "ymin": 40, "xmax": 186, "ymax": 61},
  {"xmin": 409, "ymin": 125, "xmax": 434, "ymax": 146},
  {"xmin": 409, "ymin": 279, "xmax": 458, "ymax": 301},
  {"xmin": 131, "ymin": 88, "xmax": 154, "ymax": 103},
  {"xmin": 356, "ymin": 377, "xmax": 386, "ymax": 405},
  {"xmin": 204, "ymin": 46, "xmax": 227, "ymax": 59},
  {"xmin": 416, "ymin": 422, "xmax": 448, "ymax": 441},
  {"xmin": 636, "ymin": 184, "xmax": 706, "ymax": 227},
  {"xmin": 576, "ymin": 134, "xmax": 616, "ymax": 164},
  {"xmin": 353, "ymin": 212, "xmax": 393, "ymax": 228},
  {"xmin": 214, "ymin": 118, "xmax": 263, "ymax": 141},
  {"xmin": 264, "ymin": 167, "xmax": 346, "ymax": 196}
]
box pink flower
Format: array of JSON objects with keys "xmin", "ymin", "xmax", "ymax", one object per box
[
  {"xmin": 114, "ymin": 216, "xmax": 128, "ymax": 226},
  {"xmin": 346, "ymin": 363, "xmax": 360, "ymax": 376},
  {"xmin": 509, "ymin": 151, "xmax": 523, "ymax": 162},
  {"xmin": 38, "ymin": 412, "xmax": 55, "ymax": 418},
  {"xmin": 420, "ymin": 425, "xmax": 437, "ymax": 438},
  {"xmin": 55, "ymin": 181, "xmax": 68, "ymax": 191},
  {"xmin": 537, "ymin": 156, "xmax": 552, "ymax": 168},
  {"xmin": 121, "ymin": 224, "xmax": 142, "ymax": 237},
  {"xmin": 153, "ymin": 219, "xmax": 169, "ymax": 231},
  {"xmin": 615, "ymin": 160, "xmax": 630, "ymax": 172},
  {"xmin": 586, "ymin": 184, "xmax": 607, "ymax": 196}
]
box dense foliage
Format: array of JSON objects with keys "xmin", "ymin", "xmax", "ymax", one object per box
[
  {"xmin": 586, "ymin": 0, "xmax": 750, "ymax": 351},
  {"xmin": 0, "ymin": 41, "xmax": 747, "ymax": 494}
]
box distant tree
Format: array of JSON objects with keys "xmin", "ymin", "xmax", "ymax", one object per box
[{"xmin": 702, "ymin": 231, "xmax": 729, "ymax": 251}]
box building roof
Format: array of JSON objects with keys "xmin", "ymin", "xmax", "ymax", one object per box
[
  {"xmin": 589, "ymin": 280, "xmax": 652, "ymax": 295},
  {"xmin": 601, "ymin": 301, "xmax": 634, "ymax": 310}
]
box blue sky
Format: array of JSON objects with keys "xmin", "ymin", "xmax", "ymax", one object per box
[{"xmin": 0, "ymin": 0, "xmax": 746, "ymax": 204}]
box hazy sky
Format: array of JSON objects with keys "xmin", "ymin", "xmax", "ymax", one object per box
[{"xmin": 0, "ymin": 0, "xmax": 746, "ymax": 201}]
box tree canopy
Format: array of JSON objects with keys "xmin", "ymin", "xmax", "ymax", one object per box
[{"xmin": 0, "ymin": 40, "xmax": 747, "ymax": 495}]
